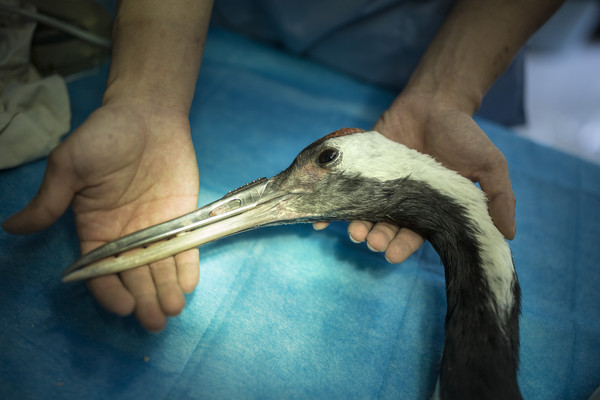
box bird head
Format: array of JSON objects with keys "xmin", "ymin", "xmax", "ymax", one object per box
[{"xmin": 251, "ymin": 128, "xmax": 446, "ymax": 221}]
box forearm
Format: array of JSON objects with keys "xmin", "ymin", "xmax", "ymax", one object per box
[
  {"xmin": 103, "ymin": 0, "xmax": 214, "ymax": 113},
  {"xmin": 404, "ymin": 0, "xmax": 564, "ymax": 114}
]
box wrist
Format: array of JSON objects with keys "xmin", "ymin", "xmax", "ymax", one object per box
[
  {"xmin": 384, "ymin": 86, "xmax": 475, "ymax": 130},
  {"xmin": 94, "ymin": 97, "xmax": 192, "ymax": 140},
  {"xmin": 374, "ymin": 86, "xmax": 476, "ymax": 151},
  {"xmin": 402, "ymin": 70, "xmax": 482, "ymax": 117},
  {"xmin": 102, "ymin": 76, "xmax": 193, "ymax": 114}
]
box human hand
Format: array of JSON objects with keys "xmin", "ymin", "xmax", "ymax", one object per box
[
  {"xmin": 316, "ymin": 92, "xmax": 516, "ymax": 264},
  {"xmin": 3, "ymin": 102, "xmax": 200, "ymax": 331}
]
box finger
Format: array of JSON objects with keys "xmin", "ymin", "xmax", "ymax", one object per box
[
  {"xmin": 384, "ymin": 228, "xmax": 425, "ymax": 264},
  {"xmin": 478, "ymin": 160, "xmax": 516, "ymax": 240},
  {"xmin": 2, "ymin": 148, "xmax": 78, "ymax": 234},
  {"xmin": 150, "ymin": 257, "xmax": 186, "ymax": 316},
  {"xmin": 120, "ymin": 266, "xmax": 167, "ymax": 332},
  {"xmin": 365, "ymin": 222, "xmax": 400, "ymax": 252},
  {"xmin": 347, "ymin": 220, "xmax": 373, "ymax": 243},
  {"xmin": 312, "ymin": 222, "xmax": 330, "ymax": 231},
  {"xmin": 488, "ymin": 191, "xmax": 517, "ymax": 240},
  {"xmin": 175, "ymin": 248, "xmax": 199, "ymax": 294},
  {"xmin": 81, "ymin": 240, "xmax": 136, "ymax": 316},
  {"xmin": 86, "ymin": 274, "xmax": 136, "ymax": 316}
]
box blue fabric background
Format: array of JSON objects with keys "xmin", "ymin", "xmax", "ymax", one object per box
[{"xmin": 1, "ymin": 28, "xmax": 599, "ymax": 399}]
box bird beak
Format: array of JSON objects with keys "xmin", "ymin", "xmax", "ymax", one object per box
[{"xmin": 61, "ymin": 176, "xmax": 308, "ymax": 283}]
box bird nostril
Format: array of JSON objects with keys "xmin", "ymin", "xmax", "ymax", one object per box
[
  {"xmin": 209, "ymin": 199, "xmax": 242, "ymax": 217},
  {"xmin": 317, "ymin": 148, "xmax": 338, "ymax": 165}
]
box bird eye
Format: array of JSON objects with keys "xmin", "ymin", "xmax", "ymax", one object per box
[{"xmin": 317, "ymin": 148, "xmax": 339, "ymax": 166}]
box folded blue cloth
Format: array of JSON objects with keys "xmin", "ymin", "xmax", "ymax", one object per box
[{"xmin": 0, "ymin": 28, "xmax": 599, "ymax": 400}]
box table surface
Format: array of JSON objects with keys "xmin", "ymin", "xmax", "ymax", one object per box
[{"xmin": 1, "ymin": 28, "xmax": 599, "ymax": 400}]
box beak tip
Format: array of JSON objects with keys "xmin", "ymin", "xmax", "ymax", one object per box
[{"xmin": 61, "ymin": 270, "xmax": 85, "ymax": 283}]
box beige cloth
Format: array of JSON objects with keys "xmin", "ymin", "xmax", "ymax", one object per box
[{"xmin": 0, "ymin": 0, "xmax": 70, "ymax": 170}]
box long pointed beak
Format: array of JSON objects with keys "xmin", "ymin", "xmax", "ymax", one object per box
[{"xmin": 62, "ymin": 177, "xmax": 304, "ymax": 282}]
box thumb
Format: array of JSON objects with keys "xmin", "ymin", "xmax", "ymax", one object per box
[
  {"xmin": 3, "ymin": 149, "xmax": 77, "ymax": 234},
  {"xmin": 478, "ymin": 160, "xmax": 517, "ymax": 240},
  {"xmin": 487, "ymin": 190, "xmax": 517, "ymax": 240}
]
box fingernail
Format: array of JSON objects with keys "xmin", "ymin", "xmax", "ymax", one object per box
[
  {"xmin": 348, "ymin": 233, "xmax": 361, "ymax": 244},
  {"xmin": 313, "ymin": 222, "xmax": 328, "ymax": 231},
  {"xmin": 366, "ymin": 242, "xmax": 382, "ymax": 252}
]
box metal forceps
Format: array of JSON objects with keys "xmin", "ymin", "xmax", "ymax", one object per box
[{"xmin": 62, "ymin": 178, "xmax": 273, "ymax": 282}]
